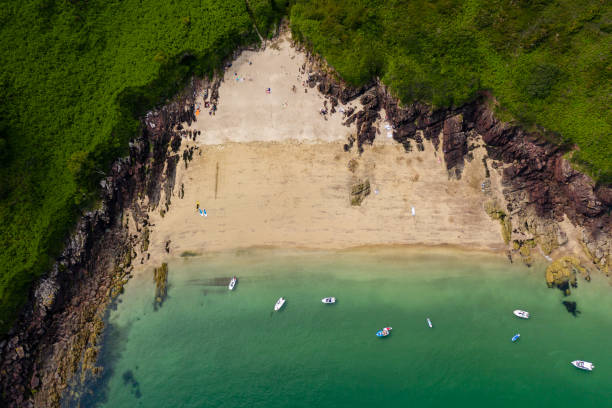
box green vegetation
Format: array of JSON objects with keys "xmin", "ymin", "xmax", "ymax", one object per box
[
  {"xmin": 0, "ymin": 0, "xmax": 287, "ymax": 334},
  {"xmin": 1, "ymin": 0, "xmax": 609, "ymax": 336},
  {"xmin": 485, "ymin": 200, "xmax": 512, "ymax": 245},
  {"xmin": 290, "ymin": 0, "xmax": 612, "ymax": 181}
]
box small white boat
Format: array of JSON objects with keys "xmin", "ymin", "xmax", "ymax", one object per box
[
  {"xmin": 571, "ymin": 360, "xmax": 594, "ymax": 371},
  {"xmin": 513, "ymin": 310, "xmax": 530, "ymax": 319},
  {"xmin": 228, "ymin": 276, "xmax": 237, "ymax": 291},
  {"xmin": 274, "ymin": 297, "xmax": 286, "ymax": 311},
  {"xmin": 321, "ymin": 297, "xmax": 336, "ymax": 304},
  {"xmin": 426, "ymin": 318, "xmax": 433, "ymax": 328}
]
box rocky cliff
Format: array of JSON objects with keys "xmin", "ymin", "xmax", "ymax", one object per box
[
  {"xmin": 1, "ymin": 46, "xmax": 610, "ymax": 407},
  {"xmin": 0, "ymin": 78, "xmax": 205, "ymax": 407},
  {"xmin": 307, "ymin": 59, "xmax": 610, "ymax": 279}
]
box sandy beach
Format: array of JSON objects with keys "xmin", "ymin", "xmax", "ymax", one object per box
[{"xmin": 134, "ymin": 32, "xmax": 507, "ymax": 267}]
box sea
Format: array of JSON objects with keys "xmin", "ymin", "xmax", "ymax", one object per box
[{"xmin": 68, "ymin": 247, "xmax": 612, "ymax": 407}]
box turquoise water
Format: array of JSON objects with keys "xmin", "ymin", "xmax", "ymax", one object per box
[{"xmin": 73, "ymin": 248, "xmax": 612, "ymax": 407}]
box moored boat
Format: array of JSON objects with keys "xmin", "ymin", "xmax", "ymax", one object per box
[
  {"xmin": 376, "ymin": 327, "xmax": 392, "ymax": 337},
  {"xmin": 274, "ymin": 297, "xmax": 286, "ymax": 311},
  {"xmin": 513, "ymin": 310, "xmax": 530, "ymax": 319},
  {"xmin": 571, "ymin": 360, "xmax": 594, "ymax": 371},
  {"xmin": 228, "ymin": 276, "xmax": 237, "ymax": 290},
  {"xmin": 321, "ymin": 297, "xmax": 336, "ymax": 304}
]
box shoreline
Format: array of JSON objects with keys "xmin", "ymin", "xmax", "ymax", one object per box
[
  {"xmin": 133, "ymin": 32, "xmax": 507, "ymax": 272},
  {"xmin": 1, "ymin": 26, "xmax": 609, "ymax": 408},
  {"xmin": 137, "ymin": 137, "xmax": 506, "ymax": 270}
]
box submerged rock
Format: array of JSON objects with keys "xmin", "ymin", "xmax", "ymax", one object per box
[
  {"xmin": 562, "ymin": 300, "xmax": 580, "ymax": 317},
  {"xmin": 153, "ymin": 263, "xmax": 169, "ymax": 309}
]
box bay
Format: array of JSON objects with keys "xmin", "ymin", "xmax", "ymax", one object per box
[{"xmin": 74, "ymin": 248, "xmax": 612, "ymax": 407}]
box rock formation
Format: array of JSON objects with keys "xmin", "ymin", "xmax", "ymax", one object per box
[
  {"xmin": 0, "ymin": 76, "xmax": 207, "ymax": 407},
  {"xmin": 305, "ymin": 60, "xmax": 610, "ymax": 280}
]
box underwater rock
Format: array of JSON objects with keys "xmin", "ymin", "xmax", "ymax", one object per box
[
  {"xmin": 562, "ymin": 301, "xmax": 580, "ymax": 317},
  {"xmin": 153, "ymin": 263, "xmax": 169, "ymax": 309}
]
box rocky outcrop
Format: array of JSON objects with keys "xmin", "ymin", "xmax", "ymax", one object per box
[
  {"xmin": 153, "ymin": 263, "xmax": 169, "ymax": 310},
  {"xmin": 0, "ymin": 77, "xmax": 206, "ymax": 407},
  {"xmin": 306, "ymin": 67, "xmax": 610, "ymax": 275},
  {"xmin": 442, "ymin": 114, "xmax": 468, "ymax": 179},
  {"xmin": 545, "ymin": 256, "xmax": 586, "ymax": 295},
  {"xmin": 350, "ymin": 179, "xmax": 371, "ymax": 206}
]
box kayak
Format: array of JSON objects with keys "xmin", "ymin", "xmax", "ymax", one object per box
[
  {"xmin": 426, "ymin": 318, "xmax": 433, "ymax": 328},
  {"xmin": 511, "ymin": 333, "xmax": 520, "ymax": 342}
]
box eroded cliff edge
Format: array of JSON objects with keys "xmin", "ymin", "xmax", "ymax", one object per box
[
  {"xmin": 307, "ymin": 60, "xmax": 609, "ymax": 280},
  {"xmin": 0, "ymin": 77, "xmax": 216, "ymax": 407},
  {"xmin": 0, "ymin": 42, "xmax": 610, "ymax": 407}
]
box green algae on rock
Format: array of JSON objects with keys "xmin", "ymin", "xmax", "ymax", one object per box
[
  {"xmin": 350, "ymin": 179, "xmax": 371, "ymax": 206},
  {"xmin": 153, "ymin": 263, "xmax": 169, "ymax": 309},
  {"xmin": 484, "ymin": 200, "xmax": 512, "ymax": 245},
  {"xmin": 545, "ymin": 256, "xmax": 586, "ymax": 295}
]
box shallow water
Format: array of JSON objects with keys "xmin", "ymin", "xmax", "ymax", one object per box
[{"xmin": 73, "ymin": 248, "xmax": 612, "ymax": 407}]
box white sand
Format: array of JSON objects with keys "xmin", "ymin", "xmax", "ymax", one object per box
[{"xmin": 191, "ymin": 34, "xmax": 354, "ymax": 144}]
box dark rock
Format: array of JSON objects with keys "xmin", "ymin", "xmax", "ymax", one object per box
[
  {"xmin": 562, "ymin": 301, "xmax": 580, "ymax": 317},
  {"xmin": 442, "ymin": 115, "xmax": 467, "ymax": 178},
  {"xmin": 0, "ymin": 74, "xmax": 203, "ymax": 408}
]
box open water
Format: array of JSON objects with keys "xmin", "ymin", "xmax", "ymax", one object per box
[{"xmin": 72, "ymin": 248, "xmax": 612, "ymax": 407}]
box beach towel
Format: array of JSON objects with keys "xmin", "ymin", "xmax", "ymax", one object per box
[
  {"xmin": 411, "ymin": 207, "xmax": 416, "ymax": 216},
  {"xmin": 265, "ymin": 88, "xmax": 271, "ymax": 94}
]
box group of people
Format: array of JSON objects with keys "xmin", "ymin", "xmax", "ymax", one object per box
[{"xmin": 196, "ymin": 201, "xmax": 207, "ymax": 217}]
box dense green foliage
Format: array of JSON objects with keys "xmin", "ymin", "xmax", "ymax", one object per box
[
  {"xmin": 0, "ymin": 0, "xmax": 609, "ymax": 336},
  {"xmin": 0, "ymin": 0, "xmax": 286, "ymax": 333},
  {"xmin": 290, "ymin": 0, "xmax": 612, "ymax": 181}
]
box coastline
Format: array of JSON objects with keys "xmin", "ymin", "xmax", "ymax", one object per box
[
  {"xmin": 80, "ymin": 246, "xmax": 612, "ymax": 408},
  {"xmin": 1, "ymin": 27, "xmax": 609, "ymax": 408},
  {"xmin": 134, "ymin": 32, "xmax": 506, "ymax": 272}
]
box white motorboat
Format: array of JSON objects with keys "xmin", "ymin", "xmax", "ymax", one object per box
[
  {"xmin": 571, "ymin": 360, "xmax": 594, "ymax": 371},
  {"xmin": 274, "ymin": 297, "xmax": 286, "ymax": 311},
  {"xmin": 321, "ymin": 297, "xmax": 336, "ymax": 304},
  {"xmin": 513, "ymin": 310, "xmax": 530, "ymax": 319},
  {"xmin": 228, "ymin": 276, "xmax": 237, "ymax": 291},
  {"xmin": 426, "ymin": 318, "xmax": 433, "ymax": 328}
]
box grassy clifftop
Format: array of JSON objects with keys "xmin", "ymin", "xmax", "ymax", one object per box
[
  {"xmin": 0, "ymin": 0, "xmax": 286, "ymax": 334},
  {"xmin": 290, "ymin": 0, "xmax": 611, "ymax": 182}
]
